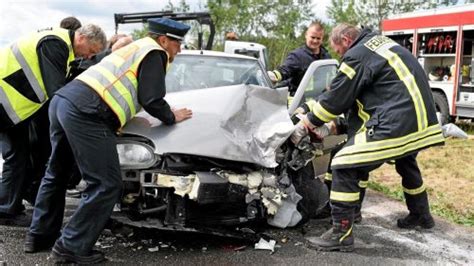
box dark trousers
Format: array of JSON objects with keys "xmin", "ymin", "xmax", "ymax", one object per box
[
  {"xmin": 330, "ymin": 153, "xmax": 429, "ymax": 223},
  {"xmin": 324, "ymin": 141, "xmax": 369, "ymax": 213},
  {"xmin": 0, "ymin": 119, "xmax": 30, "ymax": 215},
  {"xmin": 0, "ymin": 104, "xmax": 50, "ymax": 214},
  {"xmin": 29, "ymin": 96, "xmax": 122, "ymax": 255}
]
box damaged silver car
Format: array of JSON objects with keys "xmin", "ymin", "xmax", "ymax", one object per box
[{"xmin": 113, "ymin": 50, "xmax": 340, "ymax": 238}]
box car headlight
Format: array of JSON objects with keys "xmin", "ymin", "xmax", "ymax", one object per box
[{"xmin": 117, "ymin": 141, "xmax": 157, "ymax": 169}]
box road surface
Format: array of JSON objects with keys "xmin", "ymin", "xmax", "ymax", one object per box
[{"xmin": 0, "ymin": 157, "xmax": 473, "ymax": 265}]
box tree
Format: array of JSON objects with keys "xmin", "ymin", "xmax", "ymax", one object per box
[
  {"xmin": 328, "ymin": 0, "xmax": 460, "ymax": 31},
  {"xmin": 326, "ymin": 0, "xmax": 359, "ymax": 25},
  {"xmin": 207, "ymin": 0, "xmax": 317, "ymax": 68}
]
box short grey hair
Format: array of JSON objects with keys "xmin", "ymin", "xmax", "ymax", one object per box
[
  {"xmin": 76, "ymin": 24, "xmax": 107, "ymax": 49},
  {"xmin": 330, "ymin": 23, "xmax": 361, "ymax": 45}
]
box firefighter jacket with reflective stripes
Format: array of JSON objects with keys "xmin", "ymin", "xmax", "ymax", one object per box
[
  {"xmin": 76, "ymin": 37, "xmax": 169, "ymax": 128},
  {"xmin": 307, "ymin": 29, "xmax": 444, "ymax": 169},
  {"xmin": 0, "ymin": 28, "xmax": 74, "ymax": 129}
]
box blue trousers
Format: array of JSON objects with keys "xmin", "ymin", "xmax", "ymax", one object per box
[{"xmin": 29, "ymin": 96, "xmax": 122, "ymax": 255}]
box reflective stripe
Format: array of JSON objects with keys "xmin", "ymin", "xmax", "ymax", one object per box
[
  {"xmin": 0, "ymin": 85, "xmax": 21, "ymax": 124},
  {"xmin": 355, "ymin": 100, "xmax": 369, "ymax": 144},
  {"xmin": 358, "ymin": 180, "xmax": 368, "ymax": 188},
  {"xmin": 340, "ymin": 226, "xmax": 353, "ymax": 243},
  {"xmin": 403, "ymin": 184, "xmax": 425, "ymax": 195},
  {"xmin": 274, "ymin": 70, "xmax": 282, "ymax": 81},
  {"xmin": 336, "ymin": 124, "xmax": 442, "ymax": 156},
  {"xmin": 77, "ymin": 37, "xmax": 165, "ymax": 127},
  {"xmin": 330, "ymin": 191, "xmax": 360, "ymax": 202},
  {"xmin": 287, "ymin": 95, "xmax": 294, "ymax": 107},
  {"xmin": 333, "ymin": 126, "xmax": 444, "ymax": 166},
  {"xmin": 87, "ymin": 66, "xmax": 134, "ymax": 120},
  {"xmin": 312, "ymin": 102, "xmax": 337, "ymax": 122},
  {"xmin": 306, "ymin": 99, "xmax": 318, "ymax": 112},
  {"xmin": 10, "ymin": 43, "xmax": 46, "ymax": 102},
  {"xmin": 339, "ymin": 62, "xmax": 356, "ymax": 79},
  {"xmin": 356, "ymin": 99, "xmax": 370, "ymax": 132},
  {"xmin": 373, "ymin": 41, "xmax": 428, "ymax": 131},
  {"xmin": 100, "ymin": 61, "xmax": 139, "ymax": 111},
  {"xmin": 324, "ymin": 172, "xmax": 332, "ymax": 181}
]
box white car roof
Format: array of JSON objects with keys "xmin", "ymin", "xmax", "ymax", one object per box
[{"xmin": 178, "ymin": 49, "xmax": 259, "ymax": 61}]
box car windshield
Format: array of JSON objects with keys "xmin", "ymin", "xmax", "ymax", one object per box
[{"xmin": 166, "ymin": 54, "xmax": 270, "ymax": 92}]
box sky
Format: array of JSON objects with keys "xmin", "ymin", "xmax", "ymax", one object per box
[{"xmin": 0, "ymin": 0, "xmax": 331, "ymax": 47}]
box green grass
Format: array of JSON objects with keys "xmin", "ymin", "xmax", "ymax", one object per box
[{"xmin": 368, "ymin": 180, "xmax": 474, "ymax": 227}]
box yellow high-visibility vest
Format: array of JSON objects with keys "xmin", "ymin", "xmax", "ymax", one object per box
[
  {"xmin": 76, "ymin": 37, "xmax": 169, "ymax": 127},
  {"xmin": 0, "ymin": 28, "xmax": 74, "ymax": 125}
]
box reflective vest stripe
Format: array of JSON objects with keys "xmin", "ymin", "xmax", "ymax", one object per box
[
  {"xmin": 84, "ymin": 66, "xmax": 135, "ymax": 120},
  {"xmin": 312, "ymin": 101, "xmax": 338, "ymax": 122},
  {"xmin": 330, "ymin": 191, "xmax": 360, "ymax": 202},
  {"xmin": 339, "ymin": 62, "xmax": 356, "ymax": 80},
  {"xmin": 10, "ymin": 42, "xmax": 46, "ymax": 102},
  {"xmin": 96, "ymin": 60, "xmax": 139, "ymax": 111},
  {"xmin": 0, "ymin": 85, "xmax": 21, "ymax": 124},
  {"xmin": 332, "ymin": 128, "xmax": 444, "ymax": 166},
  {"xmin": 375, "ymin": 42, "xmax": 428, "ymax": 131},
  {"xmin": 77, "ymin": 38, "xmax": 166, "ymax": 127},
  {"xmin": 403, "ymin": 184, "xmax": 425, "ymax": 195}
]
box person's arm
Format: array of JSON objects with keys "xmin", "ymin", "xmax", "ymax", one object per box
[
  {"xmin": 275, "ymin": 51, "xmax": 302, "ymax": 81},
  {"xmin": 37, "ymin": 35, "xmax": 70, "ymax": 97},
  {"xmin": 137, "ymin": 50, "xmax": 176, "ymax": 125},
  {"xmin": 307, "ymin": 55, "xmax": 371, "ymax": 127}
]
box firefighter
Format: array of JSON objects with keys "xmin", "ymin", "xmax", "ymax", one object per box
[
  {"xmin": 0, "ymin": 24, "xmax": 106, "ymax": 226},
  {"xmin": 268, "ymin": 20, "xmax": 331, "ymax": 103},
  {"xmin": 291, "ymin": 23, "xmax": 445, "ymax": 252},
  {"xmin": 24, "ymin": 18, "xmax": 193, "ymax": 264}
]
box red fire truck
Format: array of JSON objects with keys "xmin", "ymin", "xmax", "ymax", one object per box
[{"xmin": 382, "ymin": 4, "xmax": 474, "ymax": 123}]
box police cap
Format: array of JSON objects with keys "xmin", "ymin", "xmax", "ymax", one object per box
[{"xmin": 148, "ymin": 18, "xmax": 190, "ymax": 41}]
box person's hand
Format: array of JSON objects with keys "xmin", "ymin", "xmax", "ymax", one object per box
[
  {"xmin": 267, "ymin": 71, "xmax": 279, "ymax": 83},
  {"xmin": 111, "ymin": 36, "xmax": 133, "ymax": 51},
  {"xmin": 172, "ymin": 108, "xmax": 192, "ymax": 123},
  {"xmin": 291, "ymin": 119, "xmax": 308, "ymax": 144}
]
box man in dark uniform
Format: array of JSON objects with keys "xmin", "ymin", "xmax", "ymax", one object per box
[
  {"xmin": 24, "ymin": 18, "xmax": 192, "ymax": 264},
  {"xmin": 268, "ymin": 20, "xmax": 331, "ymax": 97},
  {"xmin": 291, "ymin": 23, "xmax": 445, "ymax": 252},
  {"xmin": 26, "ymin": 16, "xmax": 84, "ymax": 205},
  {"xmin": 0, "ymin": 24, "xmax": 106, "ymax": 226}
]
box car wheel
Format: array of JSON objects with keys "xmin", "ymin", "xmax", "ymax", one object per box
[{"xmin": 433, "ymin": 91, "xmax": 449, "ymax": 125}]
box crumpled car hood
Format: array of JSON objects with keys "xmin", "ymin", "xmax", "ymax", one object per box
[{"xmin": 121, "ymin": 84, "xmax": 294, "ymax": 168}]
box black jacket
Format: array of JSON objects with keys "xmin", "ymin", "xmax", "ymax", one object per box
[
  {"xmin": 276, "ymin": 45, "xmax": 331, "ymax": 94},
  {"xmin": 307, "ymin": 29, "xmax": 444, "ymax": 169}
]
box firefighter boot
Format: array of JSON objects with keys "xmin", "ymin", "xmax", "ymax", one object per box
[
  {"xmin": 397, "ymin": 191, "xmax": 435, "ymax": 229},
  {"xmin": 306, "ymin": 218, "xmax": 354, "ymax": 252}
]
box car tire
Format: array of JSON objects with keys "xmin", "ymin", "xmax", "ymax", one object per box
[
  {"xmin": 433, "ymin": 91, "xmax": 450, "ymax": 125},
  {"xmin": 290, "ymin": 162, "xmax": 328, "ymax": 225}
]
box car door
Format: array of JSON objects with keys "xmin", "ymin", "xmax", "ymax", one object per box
[{"xmin": 287, "ymin": 59, "xmax": 344, "ymax": 176}]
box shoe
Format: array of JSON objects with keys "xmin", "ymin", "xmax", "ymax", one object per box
[
  {"xmin": 397, "ymin": 213, "xmax": 435, "ymax": 229},
  {"xmin": 51, "ymin": 242, "xmax": 106, "ymax": 264},
  {"xmin": 306, "ymin": 219, "xmax": 354, "ymax": 252},
  {"xmin": 24, "ymin": 233, "xmax": 58, "ymax": 253},
  {"xmin": 0, "ymin": 212, "xmax": 31, "ymax": 227}
]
